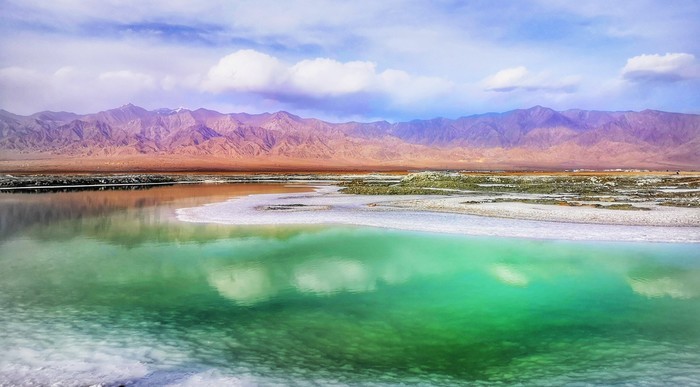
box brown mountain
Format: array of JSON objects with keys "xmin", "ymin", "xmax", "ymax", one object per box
[{"xmin": 1, "ymin": 104, "xmax": 698, "ymax": 171}]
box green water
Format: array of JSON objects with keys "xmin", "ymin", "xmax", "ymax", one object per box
[{"xmin": 1, "ymin": 185, "xmax": 699, "ymax": 386}]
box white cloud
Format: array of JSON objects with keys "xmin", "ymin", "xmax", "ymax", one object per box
[
  {"xmin": 621, "ymin": 53, "xmax": 699, "ymax": 82},
  {"xmin": 482, "ymin": 66, "xmax": 530, "ymax": 92},
  {"xmin": 288, "ymin": 58, "xmax": 376, "ymax": 96},
  {"xmin": 201, "ymin": 49, "xmax": 453, "ymax": 105},
  {"xmin": 482, "ymin": 66, "xmax": 579, "ymax": 93},
  {"xmin": 202, "ymin": 50, "xmax": 286, "ymax": 93}
]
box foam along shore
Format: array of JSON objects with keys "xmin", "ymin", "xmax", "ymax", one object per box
[{"xmin": 176, "ymin": 186, "xmax": 700, "ymax": 243}]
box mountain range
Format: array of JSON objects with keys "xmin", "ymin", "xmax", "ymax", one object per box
[{"xmin": 1, "ymin": 104, "xmax": 699, "ymax": 171}]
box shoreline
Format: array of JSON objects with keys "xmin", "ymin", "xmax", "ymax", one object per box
[
  {"xmin": 0, "ymin": 172, "xmax": 402, "ymax": 192},
  {"xmin": 379, "ymin": 196, "xmax": 699, "ymax": 228},
  {"xmin": 176, "ymin": 186, "xmax": 700, "ymax": 243}
]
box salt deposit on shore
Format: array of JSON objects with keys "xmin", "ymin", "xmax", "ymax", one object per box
[
  {"xmin": 386, "ymin": 196, "xmax": 699, "ymax": 227},
  {"xmin": 176, "ymin": 186, "xmax": 700, "ymax": 243}
]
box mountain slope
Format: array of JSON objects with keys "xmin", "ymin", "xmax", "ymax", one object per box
[{"xmin": 1, "ymin": 105, "xmax": 698, "ymax": 171}]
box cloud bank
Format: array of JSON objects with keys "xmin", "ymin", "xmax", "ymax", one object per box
[
  {"xmin": 622, "ymin": 53, "xmax": 699, "ymax": 82},
  {"xmin": 482, "ymin": 66, "xmax": 579, "ymax": 93},
  {"xmin": 201, "ymin": 50, "xmax": 453, "ymax": 105}
]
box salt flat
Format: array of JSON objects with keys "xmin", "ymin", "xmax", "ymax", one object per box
[{"xmin": 177, "ymin": 186, "xmax": 700, "ymax": 243}]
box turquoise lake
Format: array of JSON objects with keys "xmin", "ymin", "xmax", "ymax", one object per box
[{"xmin": 1, "ymin": 184, "xmax": 699, "ymax": 386}]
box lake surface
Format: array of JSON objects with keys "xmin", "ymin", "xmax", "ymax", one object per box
[{"xmin": 1, "ymin": 184, "xmax": 699, "ymax": 386}]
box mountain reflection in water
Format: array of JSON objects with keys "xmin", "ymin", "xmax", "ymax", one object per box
[{"xmin": 0, "ymin": 183, "xmax": 310, "ymax": 240}]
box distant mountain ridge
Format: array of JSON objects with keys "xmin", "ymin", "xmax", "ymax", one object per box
[{"xmin": 1, "ymin": 104, "xmax": 699, "ymax": 171}]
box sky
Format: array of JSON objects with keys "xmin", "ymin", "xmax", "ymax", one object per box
[{"xmin": 0, "ymin": 0, "xmax": 699, "ymax": 122}]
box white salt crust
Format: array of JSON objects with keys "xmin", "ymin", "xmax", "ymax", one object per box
[{"xmin": 176, "ymin": 186, "xmax": 700, "ymax": 243}]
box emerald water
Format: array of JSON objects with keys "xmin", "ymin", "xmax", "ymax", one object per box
[{"xmin": 1, "ymin": 184, "xmax": 699, "ymax": 386}]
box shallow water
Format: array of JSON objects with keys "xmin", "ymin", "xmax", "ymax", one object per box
[{"xmin": 1, "ymin": 184, "xmax": 699, "ymax": 386}]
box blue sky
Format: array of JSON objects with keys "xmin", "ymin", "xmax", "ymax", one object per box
[{"xmin": 0, "ymin": 0, "xmax": 698, "ymax": 121}]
